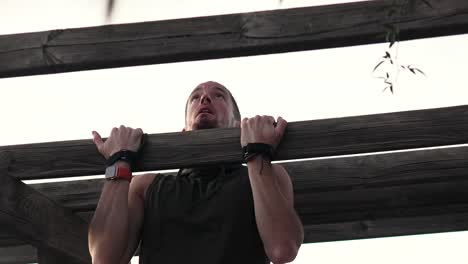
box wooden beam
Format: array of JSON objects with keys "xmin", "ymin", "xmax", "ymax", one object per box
[
  {"xmin": 37, "ymin": 247, "xmax": 83, "ymax": 264},
  {"xmin": 1, "ymin": 104, "xmax": 468, "ymax": 180},
  {"xmin": 21, "ymin": 145, "xmax": 468, "ymax": 213},
  {"xmin": 0, "ymin": 173, "xmax": 91, "ymax": 263},
  {"xmin": 303, "ymin": 211, "xmax": 468, "ymax": 243},
  {"xmin": 1, "ymin": 0, "xmax": 467, "ymax": 78},
  {"xmin": 4, "ymin": 210, "xmax": 468, "ymax": 262},
  {"xmin": 2, "ymin": 145, "xmax": 467, "ymax": 246},
  {"xmin": 0, "ymin": 245, "xmax": 36, "ymax": 264}
]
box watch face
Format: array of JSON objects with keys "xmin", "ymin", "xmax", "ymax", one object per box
[{"xmin": 105, "ymin": 165, "xmax": 117, "ymax": 179}]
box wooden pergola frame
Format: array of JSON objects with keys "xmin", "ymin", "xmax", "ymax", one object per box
[{"xmin": 1, "ymin": 0, "xmax": 468, "ymax": 263}]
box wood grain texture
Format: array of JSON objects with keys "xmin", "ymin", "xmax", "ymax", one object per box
[
  {"xmin": 1, "ymin": 104, "xmax": 468, "ymax": 180},
  {"xmin": 0, "ymin": 173, "xmax": 90, "ymax": 263},
  {"xmin": 0, "ymin": 0, "xmax": 467, "ymax": 78},
  {"xmin": 37, "ymin": 247, "xmax": 84, "ymax": 264},
  {"xmin": 0, "ymin": 245, "xmax": 36, "ymax": 264},
  {"xmin": 3, "ymin": 146, "xmax": 468, "ymax": 248}
]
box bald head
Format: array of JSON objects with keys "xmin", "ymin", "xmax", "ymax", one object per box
[{"xmin": 184, "ymin": 81, "xmax": 241, "ymax": 131}]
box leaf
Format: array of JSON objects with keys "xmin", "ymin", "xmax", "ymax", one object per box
[
  {"xmin": 415, "ymin": 68, "xmax": 426, "ymax": 76},
  {"xmin": 106, "ymin": 0, "xmax": 115, "ymax": 20},
  {"xmin": 389, "ymin": 33, "xmax": 396, "ymax": 47},
  {"xmin": 386, "ymin": 72, "xmax": 389, "ymax": 78},
  {"xmin": 390, "ymin": 59, "xmax": 393, "ymax": 65},
  {"xmin": 385, "ymin": 52, "xmax": 391, "ymax": 59},
  {"xmin": 390, "ymin": 85, "xmax": 394, "ymax": 94},
  {"xmin": 385, "ymin": 31, "xmax": 391, "ymax": 42},
  {"xmin": 409, "ymin": 68, "xmax": 416, "ymax": 74},
  {"xmin": 373, "ymin": 61, "xmax": 385, "ymax": 72},
  {"xmin": 401, "ymin": 65, "xmax": 406, "ymax": 69}
]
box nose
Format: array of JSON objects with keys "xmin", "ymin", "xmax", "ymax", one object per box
[{"xmin": 200, "ymin": 93, "xmax": 212, "ymax": 104}]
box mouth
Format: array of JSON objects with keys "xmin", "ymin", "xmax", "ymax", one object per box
[{"xmin": 197, "ymin": 108, "xmax": 214, "ymax": 116}]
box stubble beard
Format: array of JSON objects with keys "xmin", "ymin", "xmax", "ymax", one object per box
[{"xmin": 192, "ymin": 117, "xmax": 218, "ymax": 130}]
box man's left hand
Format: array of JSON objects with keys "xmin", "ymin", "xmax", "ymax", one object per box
[{"xmin": 240, "ymin": 115, "xmax": 287, "ymax": 149}]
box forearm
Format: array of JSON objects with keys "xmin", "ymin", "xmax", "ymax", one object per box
[
  {"xmin": 88, "ymin": 167, "xmax": 130, "ymax": 263},
  {"xmin": 247, "ymin": 158, "xmax": 303, "ymax": 262}
]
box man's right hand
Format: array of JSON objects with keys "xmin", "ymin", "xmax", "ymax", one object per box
[{"xmin": 92, "ymin": 125, "xmax": 144, "ymax": 159}]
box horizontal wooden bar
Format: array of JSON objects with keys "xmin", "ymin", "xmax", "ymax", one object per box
[
  {"xmin": 5, "ymin": 211, "xmax": 468, "ymax": 263},
  {"xmin": 22, "ymin": 146, "xmax": 468, "ymax": 214},
  {"xmin": 0, "ymin": 173, "xmax": 90, "ymax": 263},
  {"xmin": 0, "ymin": 245, "xmax": 36, "ymax": 264},
  {"xmin": 1, "ymin": 104, "xmax": 468, "ymax": 180},
  {"xmin": 3, "ymin": 145, "xmax": 468, "ymax": 248},
  {"xmin": 1, "ymin": 0, "xmax": 467, "ymax": 78}
]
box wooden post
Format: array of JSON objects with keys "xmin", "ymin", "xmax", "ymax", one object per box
[{"xmin": 0, "ymin": 172, "xmax": 91, "ymax": 263}]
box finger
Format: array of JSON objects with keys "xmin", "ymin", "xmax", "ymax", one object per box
[
  {"xmin": 135, "ymin": 128, "xmax": 143, "ymax": 136},
  {"xmin": 241, "ymin": 117, "xmax": 249, "ymax": 128},
  {"xmin": 275, "ymin": 116, "xmax": 288, "ymax": 137},
  {"xmin": 266, "ymin": 116, "xmax": 275, "ymax": 126},
  {"xmin": 92, "ymin": 131, "xmax": 104, "ymax": 150}
]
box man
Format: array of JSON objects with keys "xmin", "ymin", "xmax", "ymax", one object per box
[{"xmin": 88, "ymin": 81, "xmax": 304, "ymax": 264}]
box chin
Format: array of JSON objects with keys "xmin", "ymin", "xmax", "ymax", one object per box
[{"xmin": 193, "ymin": 120, "xmax": 218, "ymax": 130}]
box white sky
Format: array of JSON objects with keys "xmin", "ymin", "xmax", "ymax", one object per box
[{"xmin": 1, "ymin": 0, "xmax": 468, "ymax": 263}]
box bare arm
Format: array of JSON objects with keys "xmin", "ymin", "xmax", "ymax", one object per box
[
  {"xmin": 247, "ymin": 159, "xmax": 304, "ymax": 264},
  {"xmin": 88, "ymin": 126, "xmax": 147, "ymax": 264},
  {"xmin": 241, "ymin": 116, "xmax": 304, "ymax": 264}
]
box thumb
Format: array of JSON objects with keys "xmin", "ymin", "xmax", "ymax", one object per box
[
  {"xmin": 275, "ymin": 116, "xmax": 288, "ymax": 139},
  {"xmin": 92, "ymin": 131, "xmax": 104, "ymax": 151}
]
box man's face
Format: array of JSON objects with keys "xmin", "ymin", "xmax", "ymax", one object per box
[{"xmin": 185, "ymin": 81, "xmax": 236, "ymax": 131}]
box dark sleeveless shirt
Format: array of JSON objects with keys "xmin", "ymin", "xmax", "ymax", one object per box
[{"xmin": 139, "ymin": 164, "xmax": 269, "ymax": 264}]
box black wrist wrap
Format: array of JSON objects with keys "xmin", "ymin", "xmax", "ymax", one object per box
[
  {"xmin": 106, "ymin": 150, "xmax": 139, "ymax": 169},
  {"xmin": 242, "ymin": 143, "xmax": 274, "ymax": 163}
]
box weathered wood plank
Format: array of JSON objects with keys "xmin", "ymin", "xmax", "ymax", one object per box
[
  {"xmin": 37, "ymin": 247, "xmax": 83, "ymax": 264},
  {"xmin": 0, "ymin": 173, "xmax": 90, "ymax": 263},
  {"xmin": 303, "ymin": 211, "xmax": 468, "ymax": 243},
  {"xmin": 22, "ymin": 146, "xmax": 468, "ymax": 214},
  {"xmin": 0, "ymin": 0, "xmax": 467, "ymax": 78},
  {"xmin": 0, "ymin": 245, "xmax": 36, "ymax": 264},
  {"xmin": 4, "ymin": 145, "xmax": 468, "ymax": 248},
  {"xmin": 1, "ymin": 104, "xmax": 468, "ymax": 180},
  {"xmin": 4, "ymin": 211, "xmax": 468, "ymax": 261}
]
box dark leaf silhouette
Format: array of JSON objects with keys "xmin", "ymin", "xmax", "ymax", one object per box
[
  {"xmin": 373, "ymin": 61, "xmax": 385, "ymax": 72},
  {"xmin": 106, "ymin": 0, "xmax": 115, "ymax": 20},
  {"xmin": 415, "ymin": 68, "xmax": 426, "ymax": 76}
]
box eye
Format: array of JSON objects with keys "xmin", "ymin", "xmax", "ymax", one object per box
[
  {"xmin": 191, "ymin": 95, "xmax": 200, "ymax": 102},
  {"xmin": 215, "ymin": 93, "xmax": 225, "ymax": 99}
]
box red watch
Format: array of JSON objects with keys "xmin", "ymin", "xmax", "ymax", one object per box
[{"xmin": 105, "ymin": 164, "xmax": 132, "ymax": 182}]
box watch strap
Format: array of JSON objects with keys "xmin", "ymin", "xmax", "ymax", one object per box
[{"xmin": 105, "ymin": 165, "xmax": 132, "ymax": 182}]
